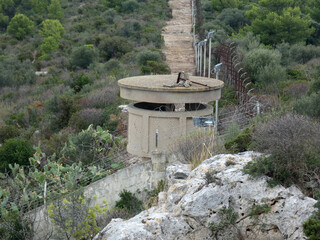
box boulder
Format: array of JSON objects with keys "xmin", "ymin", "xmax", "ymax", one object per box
[{"xmin": 94, "ymin": 152, "xmax": 316, "ymax": 240}]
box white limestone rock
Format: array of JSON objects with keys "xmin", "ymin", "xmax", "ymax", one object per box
[{"xmin": 95, "ymin": 152, "xmax": 316, "ymax": 240}]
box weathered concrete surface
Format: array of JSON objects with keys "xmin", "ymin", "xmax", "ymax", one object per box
[
  {"xmin": 95, "ymin": 152, "xmax": 316, "ymax": 240},
  {"xmin": 162, "ymin": 0, "xmax": 195, "ymax": 74},
  {"xmin": 118, "ymin": 75, "xmax": 224, "ymax": 103},
  {"xmin": 127, "ymin": 103, "xmax": 213, "ymax": 157}
]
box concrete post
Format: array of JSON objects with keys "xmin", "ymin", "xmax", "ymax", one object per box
[
  {"xmin": 256, "ymin": 101, "xmax": 261, "ymax": 115},
  {"xmin": 215, "ymin": 100, "xmax": 219, "ymax": 132},
  {"xmin": 151, "ymin": 151, "xmax": 167, "ymax": 172}
]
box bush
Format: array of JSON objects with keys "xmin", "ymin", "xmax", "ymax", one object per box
[
  {"xmin": 78, "ymin": 108, "xmax": 104, "ymax": 127},
  {"xmin": 7, "ymin": 14, "xmax": 34, "ymax": 39},
  {"xmin": 0, "ymin": 125, "xmax": 21, "ymax": 143},
  {"xmin": 121, "ymin": 0, "xmax": 139, "ymax": 13},
  {"xmin": 293, "ymin": 93, "xmax": 320, "ymax": 117},
  {"xmin": 115, "ymin": 190, "xmax": 144, "ymax": 216},
  {"xmin": 247, "ymin": 114, "xmax": 320, "ymax": 195},
  {"xmin": 70, "ymin": 45, "xmax": 98, "ymax": 69},
  {"xmin": 61, "ymin": 125, "xmax": 123, "ymax": 166},
  {"xmin": 98, "ymin": 36, "xmax": 133, "ymax": 61},
  {"xmin": 217, "ymin": 8, "xmax": 247, "ymax": 31},
  {"xmin": 141, "ymin": 60, "xmax": 170, "ymax": 75},
  {"xmin": 224, "ymin": 128, "xmax": 252, "ymax": 153},
  {"xmin": 70, "ymin": 74, "xmax": 92, "ymax": 93},
  {"xmin": 303, "ymin": 195, "xmax": 320, "ymax": 240},
  {"xmin": 243, "ymin": 47, "xmax": 286, "ymax": 86},
  {"xmin": 47, "ymin": 189, "xmax": 108, "ymax": 240},
  {"xmin": 0, "ymin": 55, "xmax": 36, "ymax": 87},
  {"xmin": 82, "ymin": 85, "xmax": 119, "ymax": 109},
  {"xmin": 136, "ymin": 49, "xmax": 161, "ymax": 66},
  {"xmin": 0, "ymin": 138, "xmax": 33, "ymax": 172}
]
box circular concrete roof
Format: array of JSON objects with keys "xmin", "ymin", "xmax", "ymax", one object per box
[{"xmin": 118, "ymin": 75, "xmax": 224, "ymax": 104}]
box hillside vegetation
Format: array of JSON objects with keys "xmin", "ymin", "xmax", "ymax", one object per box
[
  {"xmin": 1, "ymin": 0, "xmax": 320, "ymax": 239},
  {"xmin": 0, "ymin": 0, "xmax": 171, "ymax": 238}
]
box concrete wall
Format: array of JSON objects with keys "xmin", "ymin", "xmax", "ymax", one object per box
[
  {"xmin": 127, "ymin": 103, "xmax": 213, "ymax": 157},
  {"xmin": 30, "ymin": 153, "xmax": 167, "ymax": 240}
]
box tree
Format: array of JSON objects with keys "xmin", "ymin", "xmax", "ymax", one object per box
[
  {"xmin": 217, "ymin": 8, "xmax": 247, "ymax": 31},
  {"xmin": 98, "ymin": 36, "xmax": 132, "ymax": 61},
  {"xmin": 7, "ymin": 14, "xmax": 34, "ymax": 39},
  {"xmin": 243, "ymin": 47, "xmax": 286, "ymax": 85},
  {"xmin": 39, "ymin": 19, "xmax": 65, "ymax": 40},
  {"xmin": 0, "ymin": 13, "xmax": 9, "ymax": 29},
  {"xmin": 211, "ymin": 0, "xmax": 240, "ymax": 12},
  {"xmin": 309, "ymin": 0, "xmax": 320, "ymax": 22},
  {"xmin": 0, "ymin": 55, "xmax": 36, "ymax": 87},
  {"xmin": 70, "ymin": 45, "xmax": 98, "ymax": 69},
  {"xmin": 259, "ymin": 0, "xmax": 295, "ymax": 13},
  {"xmin": 0, "ymin": 138, "xmax": 33, "ymax": 172},
  {"xmin": 48, "ymin": 0, "xmax": 64, "ymax": 21},
  {"xmin": 248, "ymin": 7, "xmax": 314, "ymax": 45},
  {"xmin": 39, "ymin": 19, "xmax": 65, "ymax": 54},
  {"xmin": 40, "ymin": 36, "xmax": 59, "ymax": 54},
  {"xmin": 0, "ymin": 0, "xmax": 15, "ymax": 17}
]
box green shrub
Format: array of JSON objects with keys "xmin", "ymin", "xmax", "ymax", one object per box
[
  {"xmin": 61, "ymin": 125, "xmax": 123, "ymax": 166},
  {"xmin": 217, "ymin": 8, "xmax": 247, "ymax": 31},
  {"xmin": 115, "ymin": 190, "xmax": 144, "ymax": 216},
  {"xmin": 294, "ymin": 93, "xmax": 320, "ymax": 118},
  {"xmin": 243, "ymin": 47, "xmax": 286, "ymax": 86},
  {"xmin": 7, "ymin": 14, "xmax": 34, "ymax": 39},
  {"xmin": 0, "ymin": 125, "xmax": 20, "ymax": 143},
  {"xmin": 70, "ymin": 45, "xmax": 98, "ymax": 69},
  {"xmin": 55, "ymin": 95, "xmax": 78, "ymax": 130},
  {"xmin": 70, "ymin": 74, "xmax": 92, "ymax": 93},
  {"xmin": 121, "ymin": 0, "xmax": 139, "ymax": 13},
  {"xmin": 309, "ymin": 77, "xmax": 320, "ymax": 95},
  {"xmin": 0, "ymin": 138, "xmax": 33, "ymax": 172},
  {"xmin": 209, "ymin": 208, "xmax": 238, "ymax": 238},
  {"xmin": 0, "ymin": 211, "xmax": 32, "ymax": 240},
  {"xmin": 103, "ymin": 103, "xmax": 120, "ymax": 132},
  {"xmin": 98, "ymin": 36, "xmax": 133, "ymax": 61},
  {"xmin": 141, "ymin": 60, "xmax": 170, "ymax": 75},
  {"xmin": 224, "ymin": 128, "xmax": 252, "ymax": 153},
  {"xmin": 136, "ymin": 49, "xmax": 161, "ymax": 66},
  {"xmin": 0, "ymin": 55, "xmax": 36, "ymax": 87},
  {"xmin": 303, "ymin": 195, "xmax": 320, "ymax": 240},
  {"xmin": 47, "ymin": 189, "xmax": 108, "ymax": 240}
]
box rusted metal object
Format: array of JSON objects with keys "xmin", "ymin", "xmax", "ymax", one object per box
[{"xmin": 176, "ymin": 72, "xmax": 209, "ymax": 87}]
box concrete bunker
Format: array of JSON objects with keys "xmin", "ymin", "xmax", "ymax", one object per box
[{"xmin": 118, "ymin": 74, "xmax": 224, "ymax": 158}]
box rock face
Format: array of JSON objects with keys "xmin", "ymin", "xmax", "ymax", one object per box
[{"xmin": 94, "ymin": 152, "xmax": 316, "ymax": 240}]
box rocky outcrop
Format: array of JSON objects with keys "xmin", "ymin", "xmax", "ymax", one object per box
[{"xmin": 94, "ymin": 152, "xmax": 316, "ymax": 240}]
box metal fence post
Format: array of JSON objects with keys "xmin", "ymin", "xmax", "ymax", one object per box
[{"xmin": 203, "ymin": 39, "xmax": 207, "ymax": 77}]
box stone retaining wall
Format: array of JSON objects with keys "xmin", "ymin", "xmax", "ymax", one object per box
[{"xmin": 30, "ymin": 152, "xmax": 167, "ymax": 239}]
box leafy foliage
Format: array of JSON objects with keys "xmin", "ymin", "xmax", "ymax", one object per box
[
  {"xmin": 243, "ymin": 46, "xmax": 286, "ymax": 86},
  {"xmin": 224, "ymin": 128, "xmax": 252, "ymax": 153},
  {"xmin": 0, "ymin": 138, "xmax": 33, "ymax": 172},
  {"xmin": 115, "ymin": 190, "xmax": 144, "ymax": 216},
  {"xmin": 0, "ymin": 55, "xmax": 36, "ymax": 87},
  {"xmin": 70, "ymin": 45, "xmax": 98, "ymax": 69},
  {"xmin": 47, "ymin": 190, "xmax": 108, "ymax": 240},
  {"xmin": 7, "ymin": 14, "xmax": 34, "ymax": 39}
]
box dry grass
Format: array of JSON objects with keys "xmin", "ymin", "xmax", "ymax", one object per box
[{"xmin": 169, "ymin": 129, "xmax": 225, "ymax": 169}]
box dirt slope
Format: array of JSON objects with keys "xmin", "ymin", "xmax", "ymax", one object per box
[{"xmin": 162, "ymin": 0, "xmax": 195, "ymax": 75}]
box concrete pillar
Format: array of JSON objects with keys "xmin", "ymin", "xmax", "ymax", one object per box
[{"xmin": 151, "ymin": 151, "xmax": 167, "ymax": 172}]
